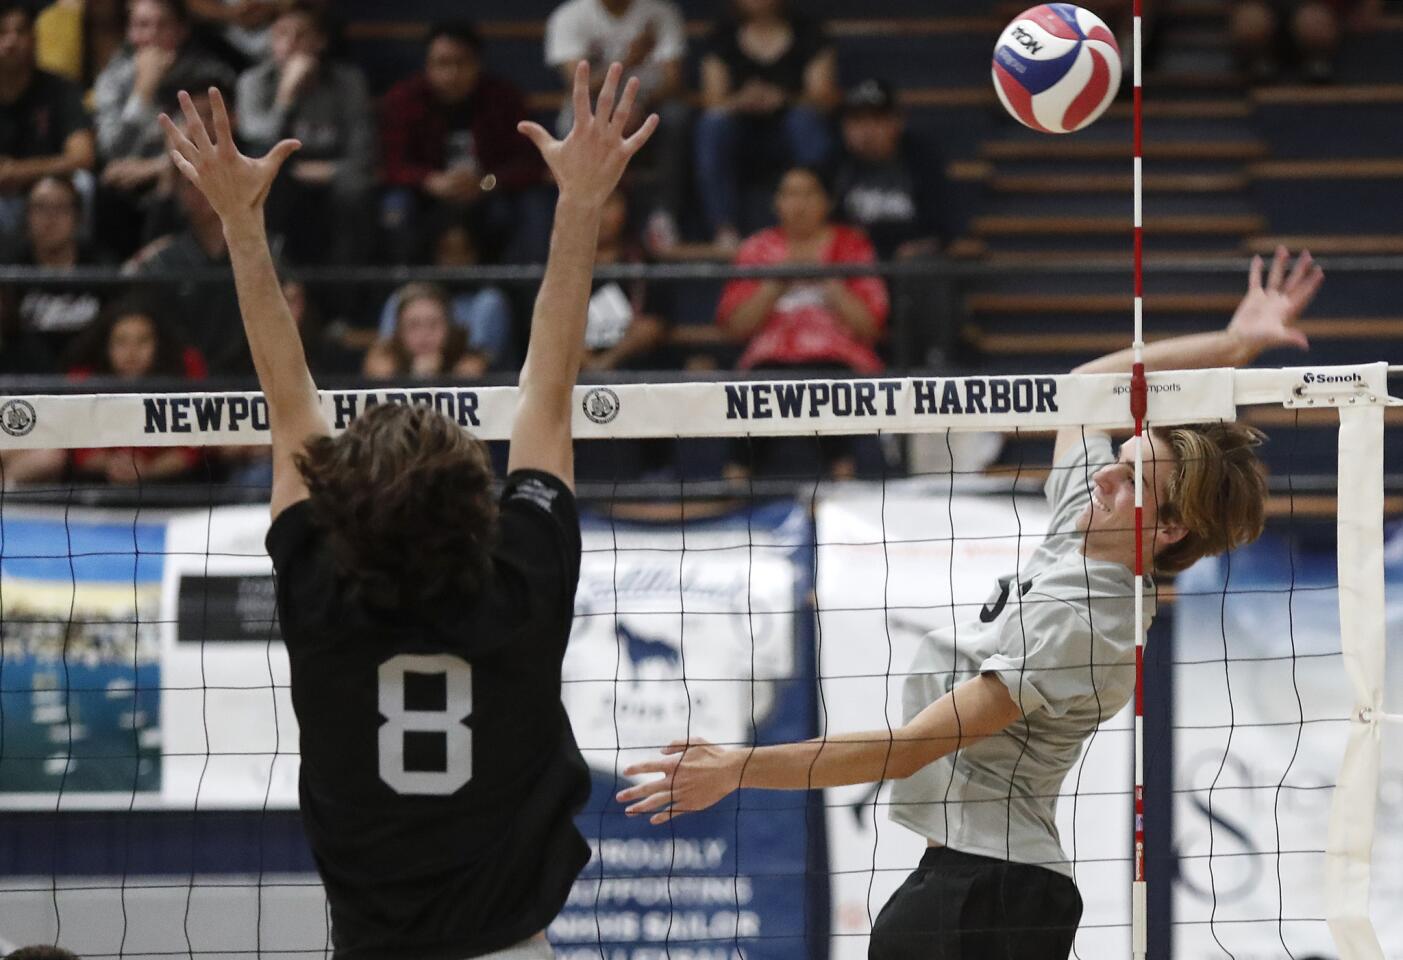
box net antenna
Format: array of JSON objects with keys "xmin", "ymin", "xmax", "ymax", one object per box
[{"xmin": 1130, "ymin": 0, "xmax": 1148, "ymax": 956}]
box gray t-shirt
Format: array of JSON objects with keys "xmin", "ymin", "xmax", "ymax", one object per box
[{"xmin": 889, "ymin": 433, "xmax": 1154, "ymax": 878}]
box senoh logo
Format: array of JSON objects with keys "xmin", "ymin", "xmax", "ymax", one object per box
[
  {"xmin": 582, "ymin": 387, "xmax": 620, "ymax": 425},
  {"xmin": 1302, "ymin": 371, "xmax": 1364, "ymax": 384},
  {"xmin": 0, "ymin": 398, "xmax": 36, "ymax": 437}
]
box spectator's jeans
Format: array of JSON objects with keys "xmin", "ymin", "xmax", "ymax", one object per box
[{"xmin": 693, "ymin": 105, "xmax": 832, "ymax": 236}]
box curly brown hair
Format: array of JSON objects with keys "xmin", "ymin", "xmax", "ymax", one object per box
[
  {"xmin": 1151, "ymin": 421, "xmax": 1268, "ymax": 575},
  {"xmin": 294, "ymin": 403, "xmax": 498, "ymax": 611}
]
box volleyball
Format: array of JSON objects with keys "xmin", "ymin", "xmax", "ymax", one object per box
[{"xmin": 992, "ymin": 4, "xmax": 1122, "ymax": 134}]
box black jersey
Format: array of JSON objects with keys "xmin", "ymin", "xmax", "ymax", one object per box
[{"xmin": 266, "ymin": 469, "xmax": 591, "ymax": 960}]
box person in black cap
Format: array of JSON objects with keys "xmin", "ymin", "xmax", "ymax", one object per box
[
  {"xmin": 831, "ymin": 78, "xmax": 950, "ymax": 368},
  {"xmin": 832, "ymin": 78, "xmax": 942, "ymax": 262}
]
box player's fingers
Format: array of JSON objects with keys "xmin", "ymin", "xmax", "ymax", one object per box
[
  {"xmin": 661, "ymin": 739, "xmax": 694, "ymax": 755},
  {"xmin": 159, "ymin": 113, "xmax": 198, "ymax": 163},
  {"xmin": 517, "ymin": 121, "xmax": 555, "ymax": 154},
  {"xmin": 624, "ymin": 113, "xmax": 660, "ymax": 157},
  {"xmin": 571, "ymin": 60, "xmax": 591, "ymax": 127},
  {"xmin": 1247, "ymin": 254, "xmax": 1263, "ymax": 292},
  {"xmin": 209, "ymin": 87, "xmax": 236, "ymax": 152},
  {"xmin": 1266, "ymin": 244, "xmax": 1288, "ymax": 291},
  {"xmin": 625, "ymin": 791, "xmax": 672, "ymax": 815},
  {"xmin": 1292, "ymin": 265, "xmax": 1325, "ymax": 313},
  {"xmin": 615, "ymin": 774, "xmax": 670, "ymax": 802},
  {"xmin": 169, "ymin": 151, "xmax": 198, "ymax": 184},
  {"xmin": 611, "ymin": 75, "xmax": 641, "ymax": 132},
  {"xmin": 264, "ymin": 138, "xmax": 301, "ymax": 172},
  {"xmin": 177, "ymin": 90, "xmax": 212, "ymax": 153},
  {"xmin": 622, "ymin": 756, "xmax": 674, "ymax": 776},
  {"xmin": 595, "ymin": 62, "xmax": 623, "ymax": 129},
  {"xmin": 1284, "ymin": 249, "xmax": 1313, "ymax": 292}
]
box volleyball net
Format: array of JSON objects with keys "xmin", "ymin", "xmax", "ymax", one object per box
[{"xmin": 0, "ymin": 364, "xmax": 1396, "ymax": 959}]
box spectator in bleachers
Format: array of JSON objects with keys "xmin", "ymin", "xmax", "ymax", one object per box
[
  {"xmin": 93, "ymin": 0, "xmax": 233, "ymax": 256},
  {"xmin": 375, "ymin": 219, "xmax": 514, "ymax": 371},
  {"xmin": 716, "ymin": 165, "xmax": 887, "ymax": 477},
  {"xmin": 363, "ymin": 281, "xmax": 488, "ymax": 381},
  {"xmin": 832, "ymin": 79, "xmax": 942, "ymax": 262},
  {"xmin": 2, "ymin": 292, "xmax": 206, "ymax": 486},
  {"xmin": 718, "ymin": 165, "xmax": 886, "ymax": 373},
  {"xmin": 379, "ymin": 22, "xmax": 549, "ymax": 265},
  {"xmin": 283, "ymin": 276, "xmax": 361, "ymax": 375},
  {"xmin": 34, "ymin": 0, "xmax": 127, "ymax": 86},
  {"xmin": 67, "ymin": 292, "xmax": 205, "ymax": 482},
  {"xmin": 0, "ymin": 1, "xmax": 94, "ymax": 248},
  {"xmin": 236, "ymin": 1, "xmax": 373, "ymax": 265},
  {"xmin": 583, "ymin": 187, "xmax": 665, "ymax": 371},
  {"xmin": 128, "ymin": 84, "xmax": 250, "ymax": 374},
  {"xmin": 544, "ymin": 0, "xmax": 689, "ymax": 256},
  {"xmin": 186, "ymin": 0, "xmax": 283, "ymax": 69},
  {"xmin": 695, "ymin": 0, "xmax": 837, "ymax": 250},
  {"xmin": 831, "ymin": 77, "xmax": 951, "ymax": 368},
  {"xmin": 9, "ymin": 174, "xmax": 110, "ymax": 359},
  {"xmin": 1231, "ymin": 0, "xmax": 1378, "ymax": 82}
]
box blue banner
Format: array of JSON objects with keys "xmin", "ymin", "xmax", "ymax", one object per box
[{"xmin": 553, "ymin": 500, "xmax": 824, "ymax": 960}]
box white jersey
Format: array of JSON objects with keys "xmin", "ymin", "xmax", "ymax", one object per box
[
  {"xmin": 544, "ymin": 0, "xmax": 686, "ymax": 103},
  {"xmin": 890, "ymin": 433, "xmax": 1153, "ymax": 878}
]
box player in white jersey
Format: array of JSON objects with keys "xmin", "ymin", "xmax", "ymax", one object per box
[{"xmin": 618, "ymin": 246, "xmax": 1323, "ymax": 959}]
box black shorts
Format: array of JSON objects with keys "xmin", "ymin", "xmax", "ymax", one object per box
[{"xmin": 868, "ymin": 846, "xmax": 1084, "ymax": 960}]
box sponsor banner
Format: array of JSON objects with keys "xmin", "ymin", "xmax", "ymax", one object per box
[
  {"xmin": 1172, "ymin": 531, "xmax": 1403, "ymax": 958},
  {"xmin": 0, "ymin": 367, "xmax": 1262, "ymax": 449},
  {"xmin": 815, "ymin": 482, "xmax": 1132, "ymax": 960},
  {"xmin": 554, "ymin": 501, "xmax": 821, "ymax": 960},
  {"xmin": 0, "ymin": 509, "xmax": 165, "ymax": 806}
]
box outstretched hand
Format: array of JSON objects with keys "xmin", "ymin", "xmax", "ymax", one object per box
[
  {"xmin": 615, "ymin": 738, "xmax": 740, "ymax": 825},
  {"xmin": 158, "ymin": 88, "xmax": 300, "ymax": 225},
  {"xmin": 1227, "ymin": 245, "xmax": 1323, "ymax": 359},
  {"xmin": 518, "ymin": 61, "xmax": 659, "ymax": 209}
]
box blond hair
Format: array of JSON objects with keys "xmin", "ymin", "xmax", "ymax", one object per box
[{"xmin": 1151, "ymin": 422, "xmax": 1268, "ymax": 575}]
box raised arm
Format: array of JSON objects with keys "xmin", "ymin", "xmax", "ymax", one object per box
[
  {"xmin": 159, "ymin": 88, "xmax": 328, "ymax": 518},
  {"xmin": 616, "ymin": 673, "xmax": 1021, "ymax": 824},
  {"xmin": 1053, "ymin": 246, "xmax": 1323, "ymax": 464},
  {"xmin": 507, "ymin": 62, "xmax": 658, "ymax": 488}
]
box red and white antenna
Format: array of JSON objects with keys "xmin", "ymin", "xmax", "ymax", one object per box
[{"xmin": 1130, "ymin": 0, "xmax": 1149, "ymax": 957}]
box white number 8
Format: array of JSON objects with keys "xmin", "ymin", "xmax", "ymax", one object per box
[{"xmin": 377, "ymin": 654, "xmax": 473, "ymax": 795}]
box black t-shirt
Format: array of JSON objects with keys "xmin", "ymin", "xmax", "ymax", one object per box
[
  {"xmin": 707, "ymin": 17, "xmax": 830, "ymax": 98},
  {"xmin": 266, "ymin": 469, "xmax": 591, "ymax": 960},
  {"xmin": 832, "ymin": 134, "xmax": 944, "ymax": 259},
  {"xmin": 0, "ymin": 69, "xmax": 89, "ymax": 160}
]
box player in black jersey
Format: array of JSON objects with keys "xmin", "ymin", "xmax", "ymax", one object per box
[{"xmin": 159, "ymin": 63, "xmax": 658, "ymax": 960}]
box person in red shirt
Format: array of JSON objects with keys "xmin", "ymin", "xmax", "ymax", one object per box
[
  {"xmin": 717, "ymin": 164, "xmax": 888, "ymax": 374},
  {"xmin": 378, "ymin": 22, "xmax": 551, "ymax": 264},
  {"xmin": 716, "ymin": 164, "xmax": 888, "ymax": 477}
]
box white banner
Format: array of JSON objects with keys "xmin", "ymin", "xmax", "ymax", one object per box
[
  {"xmin": 0, "ymin": 367, "xmax": 1286, "ymax": 449},
  {"xmin": 815, "ymin": 482, "xmax": 1132, "ymax": 960}
]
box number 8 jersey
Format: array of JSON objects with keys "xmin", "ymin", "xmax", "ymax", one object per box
[{"xmin": 266, "ymin": 469, "xmax": 591, "ymax": 960}]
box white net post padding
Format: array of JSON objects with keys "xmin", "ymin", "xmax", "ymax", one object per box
[{"xmin": 1328, "ymin": 399, "xmax": 1389, "ymax": 960}]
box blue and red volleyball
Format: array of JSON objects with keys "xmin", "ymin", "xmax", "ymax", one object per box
[{"xmin": 991, "ymin": 4, "xmax": 1122, "ymax": 134}]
